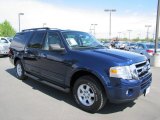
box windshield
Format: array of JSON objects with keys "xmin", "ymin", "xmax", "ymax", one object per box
[
  {"xmin": 0, "ymin": 39, "xmax": 8, "ymax": 43},
  {"xmin": 62, "ymin": 31, "xmax": 104, "ymax": 49}
]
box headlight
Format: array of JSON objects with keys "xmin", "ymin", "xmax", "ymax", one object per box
[
  {"xmin": 146, "ymin": 61, "xmax": 151, "ymax": 73},
  {"xmin": 110, "ymin": 66, "xmax": 132, "ymax": 79},
  {"xmin": 130, "ymin": 64, "xmax": 139, "ymax": 80},
  {"xmin": 110, "ymin": 65, "xmax": 139, "ymax": 80}
]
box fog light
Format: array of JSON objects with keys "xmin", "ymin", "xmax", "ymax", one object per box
[
  {"xmin": 126, "ymin": 90, "xmax": 129, "ymax": 95},
  {"xmin": 126, "ymin": 89, "xmax": 133, "ymax": 96}
]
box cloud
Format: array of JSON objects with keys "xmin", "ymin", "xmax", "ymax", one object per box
[{"xmin": 0, "ymin": 0, "xmax": 156, "ymax": 39}]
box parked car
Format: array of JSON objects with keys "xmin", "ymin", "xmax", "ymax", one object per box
[
  {"xmin": 0, "ymin": 37, "xmax": 11, "ymax": 56},
  {"xmin": 127, "ymin": 42, "xmax": 137, "ymax": 51},
  {"xmin": 110, "ymin": 41, "xmax": 118, "ymax": 48},
  {"xmin": 9, "ymin": 28, "xmax": 152, "ymax": 113},
  {"xmin": 115, "ymin": 41, "xmax": 126, "ymax": 49},
  {"xmin": 6, "ymin": 37, "xmax": 13, "ymax": 42},
  {"xmin": 122, "ymin": 42, "xmax": 131, "ymax": 51},
  {"xmin": 131, "ymin": 42, "xmax": 160, "ymax": 61},
  {"xmin": 103, "ymin": 41, "xmax": 112, "ymax": 49}
]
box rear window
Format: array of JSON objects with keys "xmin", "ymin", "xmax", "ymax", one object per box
[{"xmin": 11, "ymin": 32, "xmax": 33, "ymax": 48}]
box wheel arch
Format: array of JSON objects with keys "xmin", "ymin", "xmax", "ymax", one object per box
[{"xmin": 69, "ymin": 69, "xmax": 107, "ymax": 95}]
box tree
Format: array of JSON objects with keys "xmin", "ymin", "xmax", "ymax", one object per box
[{"xmin": 0, "ymin": 20, "xmax": 16, "ymax": 37}]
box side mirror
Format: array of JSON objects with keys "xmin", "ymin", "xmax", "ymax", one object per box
[{"xmin": 49, "ymin": 44, "xmax": 65, "ymax": 52}]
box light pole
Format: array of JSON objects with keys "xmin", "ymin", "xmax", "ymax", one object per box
[
  {"xmin": 151, "ymin": 0, "xmax": 160, "ymax": 67},
  {"xmin": 145, "ymin": 25, "xmax": 152, "ymax": 41},
  {"xmin": 43, "ymin": 23, "xmax": 47, "ymax": 27},
  {"xmin": 18, "ymin": 13, "xmax": 24, "ymax": 32},
  {"xmin": 91, "ymin": 24, "xmax": 98, "ymax": 37},
  {"xmin": 137, "ymin": 33, "xmax": 141, "ymax": 40},
  {"xmin": 104, "ymin": 9, "xmax": 116, "ymax": 40},
  {"xmin": 118, "ymin": 32, "xmax": 121, "ymax": 39},
  {"xmin": 122, "ymin": 33, "xmax": 126, "ymax": 39},
  {"xmin": 127, "ymin": 30, "xmax": 132, "ymax": 41},
  {"xmin": 155, "ymin": 0, "xmax": 160, "ymax": 54}
]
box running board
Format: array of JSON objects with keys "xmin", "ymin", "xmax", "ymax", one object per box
[{"xmin": 25, "ymin": 72, "xmax": 70, "ymax": 93}]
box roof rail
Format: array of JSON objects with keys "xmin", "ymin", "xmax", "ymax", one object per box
[{"xmin": 22, "ymin": 27, "xmax": 50, "ymax": 32}]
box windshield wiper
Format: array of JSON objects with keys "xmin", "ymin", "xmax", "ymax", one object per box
[{"xmin": 71, "ymin": 45, "xmax": 105, "ymax": 50}]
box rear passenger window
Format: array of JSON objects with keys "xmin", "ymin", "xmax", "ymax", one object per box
[{"xmin": 28, "ymin": 31, "xmax": 45, "ymax": 48}]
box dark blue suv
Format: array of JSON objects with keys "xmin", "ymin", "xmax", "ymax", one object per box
[{"xmin": 9, "ymin": 28, "xmax": 152, "ymax": 113}]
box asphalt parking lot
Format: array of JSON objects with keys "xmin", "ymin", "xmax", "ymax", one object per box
[{"xmin": 0, "ymin": 57, "xmax": 160, "ymax": 120}]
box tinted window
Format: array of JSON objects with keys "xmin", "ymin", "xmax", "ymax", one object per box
[
  {"xmin": 11, "ymin": 32, "xmax": 32, "ymax": 48},
  {"xmin": 44, "ymin": 32, "xmax": 63, "ymax": 50},
  {"xmin": 13, "ymin": 34, "xmax": 25, "ymax": 44},
  {"xmin": 28, "ymin": 31, "xmax": 45, "ymax": 48}
]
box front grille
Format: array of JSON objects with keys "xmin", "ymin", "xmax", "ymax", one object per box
[
  {"xmin": 140, "ymin": 74, "xmax": 151, "ymax": 89},
  {"xmin": 135, "ymin": 61, "xmax": 151, "ymax": 79}
]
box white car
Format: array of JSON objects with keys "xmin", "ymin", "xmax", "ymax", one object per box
[
  {"xmin": 0, "ymin": 38, "xmax": 11, "ymax": 56},
  {"xmin": 115, "ymin": 41, "xmax": 126, "ymax": 49}
]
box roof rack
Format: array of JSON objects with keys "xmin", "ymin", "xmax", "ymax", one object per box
[
  {"xmin": 22, "ymin": 27, "xmax": 50, "ymax": 32},
  {"xmin": 22, "ymin": 27, "xmax": 61, "ymax": 32}
]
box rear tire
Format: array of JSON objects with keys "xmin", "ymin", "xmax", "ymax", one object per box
[
  {"xmin": 15, "ymin": 60, "xmax": 27, "ymax": 80},
  {"xmin": 73, "ymin": 75, "xmax": 106, "ymax": 113}
]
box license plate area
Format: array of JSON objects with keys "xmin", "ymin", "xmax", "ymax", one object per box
[{"xmin": 144, "ymin": 86, "xmax": 150, "ymax": 96}]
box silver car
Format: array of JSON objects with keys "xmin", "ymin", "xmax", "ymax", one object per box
[
  {"xmin": 131, "ymin": 42, "xmax": 160, "ymax": 61},
  {"xmin": 0, "ymin": 38, "xmax": 11, "ymax": 56},
  {"xmin": 115, "ymin": 41, "xmax": 126, "ymax": 49}
]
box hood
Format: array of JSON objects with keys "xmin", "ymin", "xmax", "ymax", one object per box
[{"xmin": 73, "ymin": 48, "xmax": 147, "ymax": 66}]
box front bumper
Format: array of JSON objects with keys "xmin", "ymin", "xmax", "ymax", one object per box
[{"xmin": 106, "ymin": 73, "xmax": 152, "ymax": 103}]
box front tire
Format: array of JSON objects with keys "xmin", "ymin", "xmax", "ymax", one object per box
[
  {"xmin": 16, "ymin": 60, "xmax": 27, "ymax": 80},
  {"xmin": 73, "ymin": 76, "xmax": 106, "ymax": 113}
]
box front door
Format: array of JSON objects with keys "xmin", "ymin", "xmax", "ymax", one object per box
[{"xmin": 38, "ymin": 31, "xmax": 68, "ymax": 85}]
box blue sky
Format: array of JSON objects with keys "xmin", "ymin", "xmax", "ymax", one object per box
[
  {"xmin": 41, "ymin": 0, "xmax": 157, "ymax": 14},
  {"xmin": 0, "ymin": 0, "xmax": 158, "ymax": 38}
]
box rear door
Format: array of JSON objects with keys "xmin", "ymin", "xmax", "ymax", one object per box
[{"xmin": 23, "ymin": 31, "xmax": 46, "ymax": 75}]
